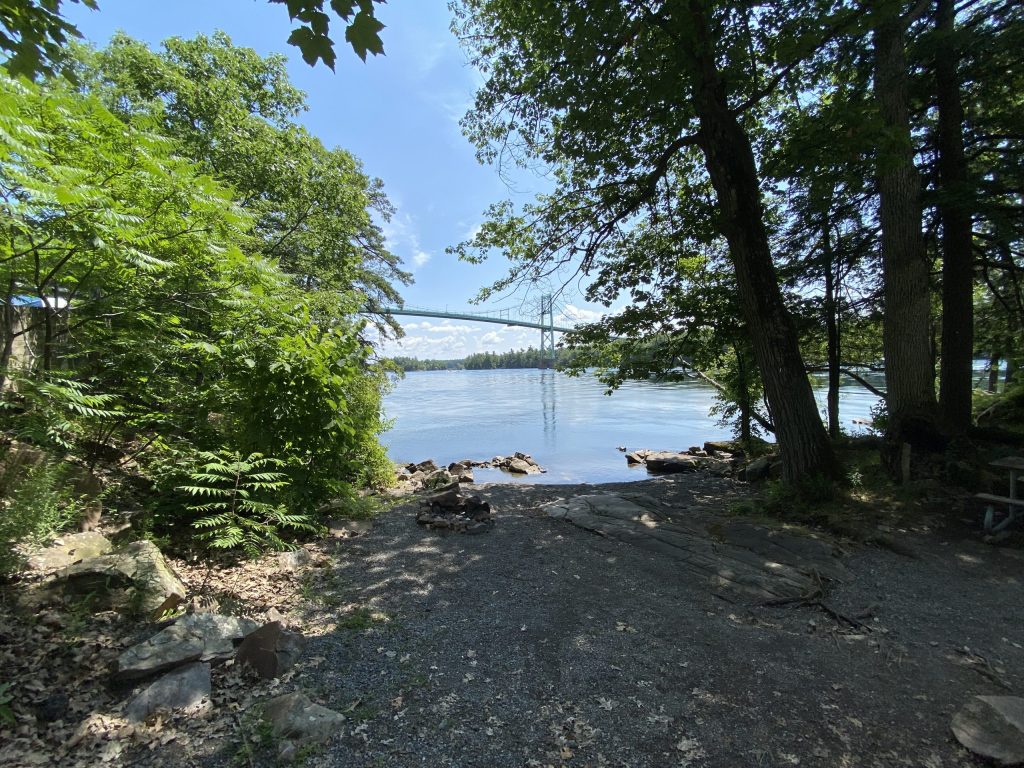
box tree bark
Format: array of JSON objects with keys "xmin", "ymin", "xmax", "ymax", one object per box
[
  {"xmin": 935, "ymin": 0, "xmax": 975, "ymax": 433},
  {"xmin": 823, "ymin": 220, "xmax": 842, "ymax": 439},
  {"xmin": 988, "ymin": 354, "xmax": 1000, "ymax": 393},
  {"xmin": 684, "ymin": 0, "xmax": 838, "ymax": 482},
  {"xmin": 870, "ymin": 4, "xmax": 939, "ymax": 446}
]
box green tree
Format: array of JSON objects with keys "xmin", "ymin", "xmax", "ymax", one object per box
[
  {"xmin": 0, "ymin": 0, "xmax": 384, "ymax": 79},
  {"xmin": 81, "ymin": 33, "xmax": 410, "ymax": 334},
  {"xmin": 0, "ymin": 65, "xmax": 396, "ymax": 547},
  {"xmin": 452, "ymin": 0, "xmax": 842, "ymax": 482}
]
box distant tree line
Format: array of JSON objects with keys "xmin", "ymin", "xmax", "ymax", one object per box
[
  {"xmin": 389, "ymin": 357, "xmax": 464, "ymax": 372},
  {"xmin": 390, "ymin": 347, "xmax": 578, "ymax": 371}
]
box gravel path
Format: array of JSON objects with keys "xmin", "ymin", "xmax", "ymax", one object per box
[{"xmin": 282, "ymin": 476, "xmax": 1024, "ymax": 768}]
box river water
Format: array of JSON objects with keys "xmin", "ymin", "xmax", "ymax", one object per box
[{"xmin": 381, "ymin": 369, "xmax": 884, "ymax": 484}]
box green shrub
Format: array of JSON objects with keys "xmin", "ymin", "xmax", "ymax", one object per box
[
  {"xmin": 0, "ymin": 460, "xmax": 82, "ymax": 577},
  {"xmin": 179, "ymin": 450, "xmax": 315, "ymax": 557}
]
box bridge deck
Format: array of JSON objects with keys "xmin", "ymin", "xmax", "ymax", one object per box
[{"xmin": 374, "ymin": 306, "xmax": 575, "ymax": 334}]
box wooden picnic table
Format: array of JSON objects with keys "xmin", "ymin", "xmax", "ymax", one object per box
[{"xmin": 979, "ymin": 456, "xmax": 1024, "ymax": 532}]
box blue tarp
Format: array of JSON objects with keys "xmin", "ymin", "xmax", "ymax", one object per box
[{"xmin": 4, "ymin": 294, "xmax": 69, "ymax": 309}]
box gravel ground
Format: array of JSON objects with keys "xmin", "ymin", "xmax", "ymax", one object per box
[
  {"xmin": 8, "ymin": 473, "xmax": 1018, "ymax": 768},
  {"xmin": 265, "ymin": 475, "xmax": 1024, "ymax": 768}
]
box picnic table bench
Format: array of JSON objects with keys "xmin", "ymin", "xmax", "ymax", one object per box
[{"xmin": 977, "ymin": 456, "xmax": 1024, "ymax": 533}]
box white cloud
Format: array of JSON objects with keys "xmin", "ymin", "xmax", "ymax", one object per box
[
  {"xmin": 406, "ymin": 321, "xmax": 475, "ymax": 334},
  {"xmin": 382, "ymin": 323, "xmax": 539, "ymax": 359},
  {"xmin": 556, "ymin": 304, "xmax": 606, "ymax": 325},
  {"xmin": 381, "ymin": 212, "xmax": 431, "ymax": 273}
]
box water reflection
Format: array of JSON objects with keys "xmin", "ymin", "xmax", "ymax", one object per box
[
  {"xmin": 540, "ymin": 369, "xmax": 556, "ymax": 443},
  {"xmin": 382, "ymin": 369, "xmax": 882, "ymax": 485}
]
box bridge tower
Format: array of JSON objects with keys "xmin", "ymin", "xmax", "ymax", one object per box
[{"xmin": 539, "ymin": 294, "xmax": 556, "ymax": 369}]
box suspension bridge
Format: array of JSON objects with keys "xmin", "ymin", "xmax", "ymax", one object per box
[{"xmin": 367, "ymin": 295, "xmax": 574, "ymax": 364}]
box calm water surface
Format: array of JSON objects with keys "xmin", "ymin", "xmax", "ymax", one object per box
[{"xmin": 381, "ymin": 369, "xmax": 883, "ymax": 484}]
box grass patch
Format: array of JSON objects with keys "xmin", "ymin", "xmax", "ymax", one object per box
[{"xmin": 338, "ymin": 606, "xmax": 389, "ymax": 630}]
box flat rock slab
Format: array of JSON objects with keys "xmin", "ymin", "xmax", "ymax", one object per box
[
  {"xmin": 126, "ymin": 662, "xmax": 211, "ymax": 722},
  {"xmin": 263, "ymin": 691, "xmax": 345, "ymax": 745},
  {"xmin": 53, "ymin": 540, "xmax": 186, "ymax": 613},
  {"xmin": 117, "ymin": 613, "xmax": 259, "ymax": 680},
  {"xmin": 544, "ymin": 493, "xmax": 845, "ymax": 601},
  {"xmin": 27, "ymin": 532, "xmax": 112, "ymax": 571},
  {"xmin": 952, "ymin": 696, "xmax": 1024, "ymax": 765}
]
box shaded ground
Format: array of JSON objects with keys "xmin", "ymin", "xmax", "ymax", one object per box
[
  {"xmin": 3, "ymin": 473, "xmax": 1023, "ymax": 767},
  {"xmin": 283, "ymin": 475, "xmax": 1023, "ymax": 767}
]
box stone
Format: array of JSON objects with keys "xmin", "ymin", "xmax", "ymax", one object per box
[
  {"xmin": 413, "ymin": 459, "xmax": 438, "ymax": 474},
  {"xmin": 116, "ymin": 613, "xmax": 259, "ymax": 680},
  {"xmin": 448, "ymin": 462, "xmax": 475, "ymax": 483},
  {"xmin": 263, "ymin": 691, "xmax": 345, "ymax": 745},
  {"xmin": 644, "ymin": 452, "xmax": 702, "ymax": 473},
  {"xmin": 326, "ymin": 518, "xmax": 373, "ymax": 538},
  {"xmin": 416, "ymin": 484, "xmax": 493, "ymax": 533},
  {"xmin": 741, "ymin": 456, "xmax": 771, "ymax": 482},
  {"xmin": 702, "ymin": 458, "xmax": 733, "ymax": 477},
  {"xmin": 278, "ymin": 741, "xmax": 298, "ymax": 762},
  {"xmin": 952, "ymin": 696, "xmax": 1024, "ymax": 765},
  {"xmin": 704, "ymin": 440, "xmax": 738, "ymax": 455},
  {"xmin": 278, "ymin": 548, "xmax": 312, "ymax": 572},
  {"xmin": 236, "ymin": 621, "xmax": 306, "ymax": 680},
  {"xmin": 27, "ymin": 531, "xmax": 112, "ymax": 571},
  {"xmin": 53, "ymin": 540, "xmax": 186, "ymax": 613},
  {"xmin": 126, "ymin": 662, "xmax": 211, "ymax": 722},
  {"xmin": 506, "ymin": 458, "xmax": 533, "ymax": 474},
  {"xmin": 625, "ymin": 452, "xmax": 646, "ymax": 466},
  {"xmin": 424, "ymin": 468, "xmax": 454, "ymax": 489},
  {"xmin": 544, "ymin": 492, "xmax": 846, "ymax": 601}
]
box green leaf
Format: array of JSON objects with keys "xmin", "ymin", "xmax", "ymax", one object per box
[{"xmin": 345, "ymin": 9, "xmax": 385, "ymax": 62}]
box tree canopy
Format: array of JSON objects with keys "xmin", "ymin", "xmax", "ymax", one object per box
[
  {"xmin": 0, "ymin": 32, "xmax": 405, "ymax": 555},
  {"xmin": 451, "ymin": 0, "xmax": 1024, "ymax": 479},
  {"xmin": 0, "ymin": 0, "xmax": 386, "ymax": 79}
]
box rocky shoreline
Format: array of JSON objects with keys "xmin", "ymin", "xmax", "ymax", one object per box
[
  {"xmin": 388, "ymin": 452, "xmax": 546, "ymax": 496},
  {"xmin": 390, "ymin": 440, "xmax": 782, "ymax": 498}
]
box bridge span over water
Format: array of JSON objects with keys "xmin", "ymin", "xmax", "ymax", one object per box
[{"xmin": 370, "ymin": 295, "xmax": 570, "ymax": 362}]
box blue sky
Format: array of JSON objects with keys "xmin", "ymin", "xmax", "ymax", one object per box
[{"xmin": 64, "ymin": 0, "xmax": 608, "ymax": 358}]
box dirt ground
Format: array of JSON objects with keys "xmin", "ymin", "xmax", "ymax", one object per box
[{"xmin": 3, "ymin": 473, "xmax": 1023, "ymax": 767}]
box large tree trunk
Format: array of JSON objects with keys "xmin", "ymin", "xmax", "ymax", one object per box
[
  {"xmin": 870, "ymin": 5, "xmax": 939, "ymax": 447},
  {"xmin": 935, "ymin": 0, "xmax": 975, "ymax": 433},
  {"xmin": 685, "ymin": 1, "xmax": 838, "ymax": 482}
]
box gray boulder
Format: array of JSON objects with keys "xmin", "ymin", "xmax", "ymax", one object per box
[
  {"xmin": 424, "ymin": 468, "xmax": 454, "ymax": 489},
  {"xmin": 117, "ymin": 613, "xmax": 259, "ymax": 680},
  {"xmin": 704, "ymin": 440, "xmax": 739, "ymax": 455},
  {"xmin": 263, "ymin": 691, "xmax": 345, "ymax": 745},
  {"xmin": 236, "ymin": 621, "xmax": 306, "ymax": 680},
  {"xmin": 740, "ymin": 456, "xmax": 771, "ymax": 482},
  {"xmin": 126, "ymin": 662, "xmax": 211, "ymax": 722},
  {"xmin": 278, "ymin": 548, "xmax": 312, "ymax": 572},
  {"xmin": 645, "ymin": 452, "xmax": 702, "ymax": 473},
  {"xmin": 952, "ymin": 696, "xmax": 1024, "ymax": 765},
  {"xmin": 506, "ymin": 458, "xmax": 533, "ymax": 474},
  {"xmin": 53, "ymin": 540, "xmax": 186, "ymax": 613},
  {"xmin": 28, "ymin": 531, "xmax": 112, "ymax": 571}
]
